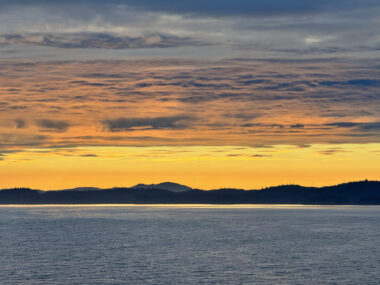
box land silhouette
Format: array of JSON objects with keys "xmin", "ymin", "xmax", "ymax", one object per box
[{"xmin": 1, "ymin": 180, "xmax": 380, "ymax": 205}]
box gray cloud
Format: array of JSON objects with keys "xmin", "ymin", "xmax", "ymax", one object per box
[
  {"xmin": 319, "ymin": 79, "xmax": 380, "ymax": 88},
  {"xmin": 79, "ymin": 154, "xmax": 98, "ymax": 157},
  {"xmin": 37, "ymin": 119, "xmax": 70, "ymax": 132},
  {"xmin": 290, "ymin": 124, "xmax": 305, "ymax": 129},
  {"xmin": 251, "ymin": 154, "xmax": 271, "ymax": 157},
  {"xmin": 15, "ymin": 119, "xmax": 26, "ymax": 128},
  {"xmin": 238, "ymin": 121, "xmax": 380, "ymax": 136},
  {"xmin": 80, "ymin": 73, "xmax": 124, "ymax": 78},
  {"xmin": 0, "ymin": 33, "xmax": 202, "ymax": 49},
  {"xmin": 318, "ymin": 148, "xmax": 347, "ymax": 156},
  {"xmin": 325, "ymin": 122, "xmax": 380, "ymax": 131},
  {"xmin": 0, "ymin": 0, "xmax": 378, "ymax": 61},
  {"xmin": 224, "ymin": 113, "xmax": 262, "ymax": 121},
  {"xmin": 102, "ymin": 115, "xmax": 195, "ymax": 131},
  {"xmin": 357, "ymin": 122, "xmax": 380, "ymax": 131},
  {"xmin": 325, "ymin": 122, "xmax": 360, "ymax": 128},
  {"xmin": 1, "ymin": 0, "xmax": 379, "ymax": 16},
  {"xmin": 0, "ymin": 134, "xmax": 47, "ymax": 148},
  {"xmin": 130, "ymin": 0, "xmax": 380, "ymax": 16}
]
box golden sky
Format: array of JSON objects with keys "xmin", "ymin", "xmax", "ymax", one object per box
[
  {"xmin": 0, "ymin": 1, "xmax": 379, "ymax": 190},
  {"xmin": 0, "ymin": 144, "xmax": 379, "ymax": 190},
  {"xmin": 0, "ymin": 59, "xmax": 379, "ymax": 189}
]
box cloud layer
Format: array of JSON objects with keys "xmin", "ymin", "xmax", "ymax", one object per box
[
  {"xmin": 0, "ymin": 58, "xmax": 379, "ymax": 149},
  {"xmin": 103, "ymin": 115, "xmax": 195, "ymax": 131},
  {"xmin": 0, "ymin": 1, "xmax": 379, "ymax": 189},
  {"xmin": 37, "ymin": 119, "xmax": 70, "ymax": 132},
  {"xmin": 0, "ymin": 33, "xmax": 201, "ymax": 49},
  {"xmin": 0, "ymin": 0, "xmax": 379, "ymax": 58},
  {"xmin": 1, "ymin": 0, "xmax": 379, "ymax": 16}
]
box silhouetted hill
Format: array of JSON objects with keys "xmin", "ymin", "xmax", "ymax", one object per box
[
  {"xmin": 131, "ymin": 182, "xmax": 192, "ymax": 193},
  {"xmin": 62, "ymin": 187, "xmax": 102, "ymax": 191},
  {"xmin": 0, "ymin": 181, "xmax": 380, "ymax": 205}
]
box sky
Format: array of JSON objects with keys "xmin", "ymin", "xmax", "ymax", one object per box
[{"xmin": 0, "ymin": 0, "xmax": 379, "ymax": 189}]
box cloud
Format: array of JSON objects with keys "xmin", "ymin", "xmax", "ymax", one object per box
[
  {"xmin": 79, "ymin": 154, "xmax": 98, "ymax": 157},
  {"xmin": 37, "ymin": 119, "xmax": 70, "ymax": 132},
  {"xmin": 0, "ymin": 134, "xmax": 47, "ymax": 148},
  {"xmin": 325, "ymin": 122, "xmax": 380, "ymax": 131},
  {"xmin": 80, "ymin": 73, "xmax": 124, "ymax": 78},
  {"xmin": 319, "ymin": 79, "xmax": 380, "ymax": 87},
  {"xmin": 0, "ymin": 0, "xmax": 379, "ymax": 61},
  {"xmin": 130, "ymin": 0, "xmax": 380, "ymax": 16},
  {"xmin": 0, "ymin": 59, "xmax": 379, "ymax": 148},
  {"xmin": 316, "ymin": 147, "xmax": 352, "ymax": 156},
  {"xmin": 223, "ymin": 113, "xmax": 262, "ymax": 122},
  {"xmin": 251, "ymin": 154, "xmax": 271, "ymax": 157},
  {"xmin": 325, "ymin": 122, "xmax": 360, "ymax": 128},
  {"xmin": 0, "ymin": 33, "xmax": 203, "ymax": 49},
  {"xmin": 15, "ymin": 119, "xmax": 26, "ymax": 128},
  {"xmin": 102, "ymin": 115, "xmax": 195, "ymax": 131},
  {"xmin": 290, "ymin": 124, "xmax": 305, "ymax": 129},
  {"xmin": 357, "ymin": 122, "xmax": 380, "ymax": 131},
  {"xmin": 9, "ymin": 105, "xmax": 28, "ymax": 110},
  {"xmin": 1, "ymin": 0, "xmax": 378, "ymax": 16}
]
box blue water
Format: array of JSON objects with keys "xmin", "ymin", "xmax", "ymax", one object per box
[{"xmin": 1, "ymin": 205, "xmax": 380, "ymax": 284}]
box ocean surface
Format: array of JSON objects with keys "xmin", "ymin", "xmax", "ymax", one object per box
[{"xmin": 1, "ymin": 205, "xmax": 380, "ymax": 285}]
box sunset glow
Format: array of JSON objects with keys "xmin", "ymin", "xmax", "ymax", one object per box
[{"xmin": 0, "ymin": 1, "xmax": 379, "ymax": 189}]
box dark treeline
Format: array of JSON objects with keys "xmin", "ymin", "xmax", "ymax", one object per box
[{"xmin": 1, "ymin": 181, "xmax": 380, "ymax": 205}]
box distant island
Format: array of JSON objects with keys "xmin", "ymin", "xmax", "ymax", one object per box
[{"xmin": 1, "ymin": 181, "xmax": 380, "ymax": 205}]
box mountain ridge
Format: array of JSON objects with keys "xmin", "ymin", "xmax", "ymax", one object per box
[
  {"xmin": 1, "ymin": 180, "xmax": 379, "ymax": 205},
  {"xmin": 130, "ymin": 182, "xmax": 192, "ymax": 193}
]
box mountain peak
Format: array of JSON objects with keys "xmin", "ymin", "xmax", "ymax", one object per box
[
  {"xmin": 63, "ymin": 187, "xmax": 101, "ymax": 191},
  {"xmin": 131, "ymin": 182, "xmax": 192, "ymax": 193}
]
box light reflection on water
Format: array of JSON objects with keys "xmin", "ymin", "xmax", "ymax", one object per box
[
  {"xmin": 1, "ymin": 205, "xmax": 380, "ymax": 284},
  {"xmin": 2, "ymin": 203, "xmax": 380, "ymax": 209}
]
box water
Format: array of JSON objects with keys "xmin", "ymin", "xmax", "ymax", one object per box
[{"xmin": 1, "ymin": 205, "xmax": 380, "ymax": 284}]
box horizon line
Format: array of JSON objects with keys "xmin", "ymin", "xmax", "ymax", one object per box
[{"xmin": 2, "ymin": 179, "xmax": 378, "ymax": 192}]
